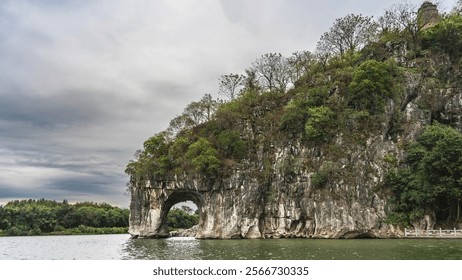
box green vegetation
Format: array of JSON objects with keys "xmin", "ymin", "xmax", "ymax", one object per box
[
  {"xmin": 386, "ymin": 124, "xmax": 462, "ymax": 227},
  {"xmin": 0, "ymin": 199, "xmax": 129, "ymax": 236},
  {"xmin": 348, "ymin": 60, "xmax": 401, "ymax": 113},
  {"xmin": 186, "ymin": 138, "xmax": 221, "ymax": 175},
  {"xmin": 167, "ymin": 206, "xmax": 199, "ymax": 230},
  {"xmin": 125, "ymin": 2, "xmax": 462, "ymax": 229},
  {"xmin": 422, "ymin": 14, "xmax": 462, "ymax": 62},
  {"xmin": 304, "ymin": 106, "xmax": 335, "ymax": 142},
  {"xmin": 311, "ymin": 161, "xmax": 337, "ymax": 189}
]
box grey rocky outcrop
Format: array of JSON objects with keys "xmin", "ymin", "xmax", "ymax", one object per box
[{"xmin": 128, "ymin": 56, "xmax": 462, "ymax": 240}]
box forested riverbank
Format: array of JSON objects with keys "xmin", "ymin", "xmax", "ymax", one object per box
[{"xmin": 0, "ymin": 199, "xmax": 129, "ymax": 236}]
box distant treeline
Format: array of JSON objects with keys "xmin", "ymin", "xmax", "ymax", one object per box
[{"xmin": 0, "ymin": 199, "xmax": 129, "ymax": 236}]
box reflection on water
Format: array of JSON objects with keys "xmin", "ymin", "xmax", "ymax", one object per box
[
  {"xmin": 121, "ymin": 237, "xmax": 203, "ymax": 260},
  {"xmin": 121, "ymin": 237, "xmax": 462, "ymax": 260}
]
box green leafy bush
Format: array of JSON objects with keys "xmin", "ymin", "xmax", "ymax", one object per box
[
  {"xmin": 216, "ymin": 130, "xmax": 247, "ymax": 159},
  {"xmin": 305, "ymin": 106, "xmax": 335, "ymax": 142},
  {"xmin": 386, "ymin": 123, "xmax": 462, "ymax": 226},
  {"xmin": 310, "ymin": 161, "xmax": 336, "ymax": 188},
  {"xmin": 186, "ymin": 138, "xmax": 221, "ymax": 175},
  {"xmin": 348, "ymin": 59, "xmax": 399, "ymax": 113},
  {"xmin": 422, "ymin": 14, "xmax": 462, "ymax": 62}
]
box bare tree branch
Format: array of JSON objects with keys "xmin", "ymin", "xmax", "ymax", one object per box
[{"xmin": 218, "ymin": 73, "xmax": 245, "ymax": 100}]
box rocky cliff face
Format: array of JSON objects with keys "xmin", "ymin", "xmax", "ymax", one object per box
[
  {"xmin": 128, "ymin": 143, "xmax": 399, "ymax": 239},
  {"xmin": 128, "ymin": 35, "xmax": 462, "ymax": 239},
  {"xmin": 128, "ymin": 73, "xmax": 461, "ymax": 239}
]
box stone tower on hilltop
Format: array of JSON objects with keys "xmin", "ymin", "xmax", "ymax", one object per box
[{"xmin": 418, "ymin": 1, "xmax": 440, "ymax": 30}]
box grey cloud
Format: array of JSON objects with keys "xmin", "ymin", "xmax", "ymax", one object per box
[
  {"xmin": 0, "ymin": 176, "xmax": 128, "ymax": 204},
  {"xmin": 0, "ymin": 185, "xmax": 29, "ymax": 198},
  {"xmin": 0, "ymin": 91, "xmax": 102, "ymax": 127},
  {"xmin": 48, "ymin": 176, "xmax": 122, "ymax": 196},
  {"xmin": 0, "ymin": 183, "xmax": 56, "ymax": 199}
]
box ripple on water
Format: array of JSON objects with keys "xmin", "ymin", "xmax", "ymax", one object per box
[{"xmin": 2, "ymin": 235, "xmax": 462, "ymax": 260}]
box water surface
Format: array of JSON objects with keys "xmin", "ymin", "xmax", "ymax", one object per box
[{"xmin": 1, "ymin": 235, "xmax": 462, "ymax": 260}]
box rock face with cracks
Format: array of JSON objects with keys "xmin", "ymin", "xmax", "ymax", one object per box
[
  {"xmin": 128, "ymin": 145, "xmax": 400, "ymax": 239},
  {"xmin": 128, "ymin": 37, "xmax": 462, "ymax": 239}
]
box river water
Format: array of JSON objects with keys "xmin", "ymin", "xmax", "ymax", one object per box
[{"xmin": 1, "ymin": 234, "xmax": 462, "ymax": 260}]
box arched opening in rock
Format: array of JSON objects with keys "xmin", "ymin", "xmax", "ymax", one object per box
[{"xmin": 160, "ymin": 191, "xmax": 204, "ymax": 237}]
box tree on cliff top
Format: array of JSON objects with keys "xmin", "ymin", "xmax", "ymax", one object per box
[
  {"xmin": 379, "ymin": 1, "xmax": 441, "ymax": 51},
  {"xmin": 219, "ymin": 73, "xmax": 245, "ymax": 100},
  {"xmin": 453, "ymin": 0, "xmax": 462, "ymax": 15},
  {"xmin": 249, "ymin": 53, "xmax": 292, "ymax": 93},
  {"xmin": 316, "ymin": 13, "xmax": 378, "ymax": 57}
]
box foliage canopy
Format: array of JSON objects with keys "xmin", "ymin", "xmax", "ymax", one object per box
[
  {"xmin": 0, "ymin": 199, "xmax": 129, "ymax": 236},
  {"xmin": 387, "ymin": 124, "xmax": 462, "ymax": 226}
]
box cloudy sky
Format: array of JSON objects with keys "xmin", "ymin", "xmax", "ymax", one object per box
[{"xmin": 0, "ymin": 0, "xmax": 457, "ymax": 207}]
